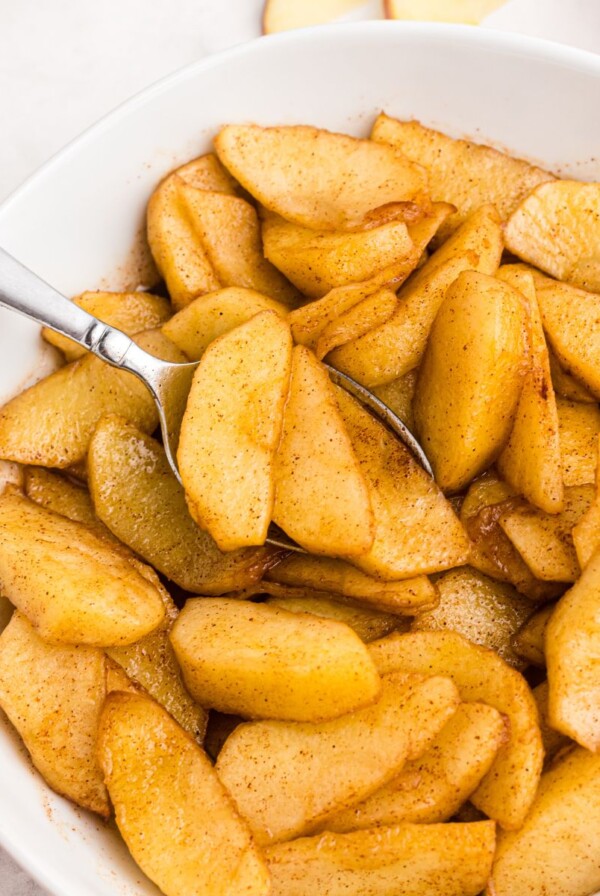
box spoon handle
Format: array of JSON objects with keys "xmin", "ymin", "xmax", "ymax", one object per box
[{"xmin": 0, "ymin": 245, "xmax": 153, "ymax": 373}]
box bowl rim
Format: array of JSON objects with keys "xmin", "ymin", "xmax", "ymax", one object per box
[
  {"xmin": 0, "ymin": 20, "xmax": 599, "ymax": 222},
  {"xmin": 0, "ymin": 18, "xmax": 599, "ymax": 896}
]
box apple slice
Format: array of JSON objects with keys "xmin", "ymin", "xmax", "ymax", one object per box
[
  {"xmin": 385, "ymin": 0, "xmax": 506, "ymax": 25},
  {"xmin": 263, "ymin": 0, "xmax": 368, "ymax": 33},
  {"xmin": 272, "ymin": 346, "xmax": 374, "ymax": 556},
  {"xmin": 178, "ymin": 310, "xmax": 293, "ymax": 551}
]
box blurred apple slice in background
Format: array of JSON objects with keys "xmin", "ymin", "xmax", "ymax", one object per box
[
  {"xmin": 263, "ymin": 0, "xmax": 370, "ymax": 34},
  {"xmin": 385, "ymin": 0, "xmax": 506, "ymax": 24}
]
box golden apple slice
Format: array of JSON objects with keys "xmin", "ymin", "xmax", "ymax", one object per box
[
  {"xmin": 546, "ymin": 549, "xmax": 600, "ymax": 752},
  {"xmin": 411, "ymin": 567, "xmax": 533, "ymax": 669},
  {"xmin": 0, "ymin": 493, "xmax": 165, "ymax": 646},
  {"xmin": 173, "ymin": 153, "xmax": 240, "ymax": 194},
  {"xmin": 272, "ymin": 346, "xmax": 374, "ymax": 556},
  {"xmin": 43, "ymin": 290, "xmax": 171, "ymax": 361},
  {"xmin": 572, "ymin": 452, "xmax": 600, "ymax": 568},
  {"xmin": 496, "ymin": 266, "xmax": 563, "ymax": 513},
  {"xmin": 548, "ymin": 346, "xmax": 597, "ymax": 403},
  {"xmin": 413, "ymin": 271, "xmax": 526, "ymax": 491},
  {"xmin": 372, "ymin": 371, "xmax": 417, "ymax": 431},
  {"xmin": 262, "ymin": 213, "xmax": 413, "ymax": 298},
  {"xmin": 459, "ymin": 472, "xmax": 564, "ymax": 601},
  {"xmin": 97, "ymin": 692, "xmax": 270, "ymax": 896},
  {"xmin": 369, "ymin": 630, "xmax": 544, "ymax": 829},
  {"xmin": 488, "ymin": 747, "xmax": 600, "ymax": 896},
  {"xmin": 266, "ymin": 820, "xmax": 496, "ymax": 896},
  {"xmin": 263, "ymin": 594, "xmax": 403, "ymax": 643},
  {"xmin": 385, "ymin": 0, "xmax": 506, "ymax": 24},
  {"xmin": 505, "ymin": 180, "xmax": 600, "ymax": 291},
  {"xmin": 0, "ymin": 612, "xmax": 110, "ymax": 816},
  {"xmin": 315, "ymin": 289, "xmax": 397, "ymax": 360},
  {"xmin": 179, "ymin": 185, "xmax": 299, "ymax": 306},
  {"xmin": 89, "ymin": 415, "xmax": 270, "ymax": 593},
  {"xmin": 531, "ymin": 680, "xmax": 570, "ymax": 760},
  {"xmin": 216, "ymin": 672, "xmax": 459, "ymax": 845},
  {"xmin": 263, "ymin": 0, "xmax": 367, "ymax": 33},
  {"xmin": 557, "ymin": 397, "xmax": 600, "ymax": 486},
  {"xmin": 214, "ymin": 124, "xmax": 428, "ymax": 232},
  {"xmin": 512, "ymin": 604, "xmax": 555, "ymax": 667},
  {"xmin": 178, "ymin": 310, "xmax": 292, "ymax": 551},
  {"xmin": 329, "ymin": 204, "xmax": 503, "ymax": 387},
  {"xmin": 325, "ymin": 702, "xmax": 506, "ymax": 830},
  {"xmin": 288, "ymin": 202, "xmax": 454, "ymax": 350},
  {"xmin": 537, "ymin": 280, "xmax": 600, "ymax": 398},
  {"xmin": 170, "ymin": 598, "xmax": 380, "ymax": 721},
  {"xmin": 498, "ymin": 485, "xmax": 593, "ymax": 582},
  {"xmin": 162, "ymin": 287, "xmax": 288, "ymax": 360},
  {"xmin": 0, "ymin": 329, "xmax": 184, "ymax": 468},
  {"xmin": 265, "ymin": 554, "xmax": 437, "ymax": 614},
  {"xmin": 24, "ymin": 466, "xmax": 118, "ymax": 545},
  {"xmin": 336, "ymin": 389, "xmax": 470, "ymax": 578},
  {"xmin": 372, "ymin": 114, "xmax": 552, "ymax": 241}
]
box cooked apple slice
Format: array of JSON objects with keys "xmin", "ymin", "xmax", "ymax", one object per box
[
  {"xmin": 546, "ymin": 549, "xmax": 600, "ymax": 752},
  {"xmin": 557, "ymin": 397, "xmax": 600, "ymax": 486},
  {"xmin": 263, "ymin": 0, "xmax": 368, "ymax": 33},
  {"xmin": 498, "ymin": 485, "xmax": 593, "ymax": 582},
  {"xmin": 265, "ymin": 554, "xmax": 436, "ymax": 614},
  {"xmin": 0, "ymin": 493, "xmax": 165, "ymax": 646},
  {"xmin": 372, "ymin": 114, "xmax": 552, "ymax": 241},
  {"xmin": 548, "ymin": 346, "xmax": 597, "ymax": 403},
  {"xmin": 170, "ymin": 598, "xmax": 380, "ymax": 721},
  {"xmin": 488, "ymin": 747, "xmax": 600, "ymax": 896},
  {"xmin": 0, "ymin": 329, "xmax": 184, "ymax": 468},
  {"xmin": 572, "ymin": 452, "xmax": 600, "ymax": 567},
  {"xmin": 459, "ymin": 472, "xmax": 564, "ymax": 601},
  {"xmin": 214, "ymin": 124, "xmax": 428, "ymax": 232},
  {"xmin": 162, "ymin": 287, "xmax": 288, "ymax": 359},
  {"xmin": 329, "ymin": 204, "xmax": 503, "ymax": 387},
  {"xmin": 496, "ymin": 266, "xmax": 563, "ymax": 513},
  {"xmin": 267, "ymin": 820, "xmax": 496, "ymax": 896},
  {"xmin": 42, "ymin": 290, "xmax": 171, "ymax": 361},
  {"xmin": 148, "ymin": 168, "xmax": 297, "ymax": 310},
  {"xmin": 289, "ymin": 202, "xmax": 454, "ymax": 350},
  {"xmin": 336, "ymin": 389, "xmax": 470, "ymax": 578},
  {"xmin": 315, "ymin": 289, "xmax": 397, "ymax": 360},
  {"xmin": 536, "ymin": 280, "xmax": 600, "ymax": 398},
  {"xmin": 97, "ymin": 692, "xmax": 270, "ymax": 896},
  {"xmin": 272, "ymin": 346, "xmax": 373, "ymax": 556},
  {"xmin": 324, "ymin": 702, "xmax": 506, "ymax": 830},
  {"xmin": 531, "ymin": 681, "xmax": 570, "ymax": 760},
  {"xmin": 0, "ymin": 612, "xmax": 110, "ymax": 816},
  {"xmin": 24, "ymin": 466, "xmax": 118, "ymax": 545},
  {"xmin": 505, "ymin": 180, "xmax": 600, "ymax": 291},
  {"xmin": 385, "ymin": 0, "xmax": 506, "ymax": 24},
  {"xmin": 411, "ymin": 567, "xmax": 533, "ymax": 669},
  {"xmin": 216, "ymin": 672, "xmax": 459, "ymax": 845},
  {"xmin": 264, "ymin": 594, "xmax": 403, "ymax": 643},
  {"xmin": 89, "ymin": 415, "xmax": 270, "ymax": 593},
  {"xmin": 413, "ymin": 271, "xmax": 526, "ymax": 491},
  {"xmin": 512, "ymin": 604, "xmax": 555, "ymax": 667},
  {"xmin": 262, "ymin": 213, "xmax": 413, "ymax": 298},
  {"xmin": 179, "ymin": 185, "xmax": 299, "ymax": 306},
  {"xmin": 372, "ymin": 371, "xmax": 417, "ymax": 431},
  {"xmin": 178, "ymin": 310, "xmax": 292, "ymax": 551},
  {"xmin": 369, "ymin": 630, "xmax": 544, "ymax": 829}
]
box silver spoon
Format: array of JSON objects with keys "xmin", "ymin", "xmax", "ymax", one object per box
[{"xmin": 0, "ymin": 246, "xmax": 432, "ymax": 549}]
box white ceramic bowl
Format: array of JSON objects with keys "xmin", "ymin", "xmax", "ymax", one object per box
[{"xmin": 0, "ymin": 21, "xmax": 599, "ymax": 896}]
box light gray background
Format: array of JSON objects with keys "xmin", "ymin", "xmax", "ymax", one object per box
[{"xmin": 0, "ymin": 0, "xmax": 597, "ymax": 892}]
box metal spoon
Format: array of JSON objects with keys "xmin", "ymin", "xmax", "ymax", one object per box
[{"xmin": 0, "ymin": 246, "xmax": 432, "ymax": 549}]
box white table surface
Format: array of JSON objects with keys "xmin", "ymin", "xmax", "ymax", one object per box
[{"xmin": 0, "ymin": 0, "xmax": 598, "ymax": 892}]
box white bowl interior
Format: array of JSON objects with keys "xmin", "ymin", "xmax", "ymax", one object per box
[{"xmin": 0, "ymin": 21, "xmax": 598, "ymax": 896}]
